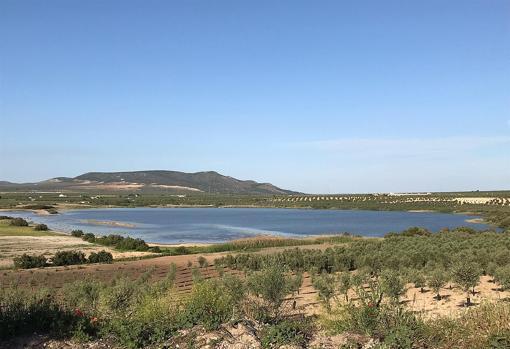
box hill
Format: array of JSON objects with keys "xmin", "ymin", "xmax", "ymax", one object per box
[{"xmin": 0, "ymin": 170, "xmax": 299, "ymax": 195}]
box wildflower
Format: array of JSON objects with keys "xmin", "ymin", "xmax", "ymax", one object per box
[{"xmin": 74, "ymin": 308, "xmax": 84, "ymax": 317}]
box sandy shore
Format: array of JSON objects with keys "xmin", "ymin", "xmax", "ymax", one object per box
[{"xmin": 84, "ymin": 219, "xmax": 137, "ymax": 228}]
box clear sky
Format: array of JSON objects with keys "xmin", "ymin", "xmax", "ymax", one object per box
[{"xmin": 1, "ymin": 0, "xmax": 509, "ymax": 193}]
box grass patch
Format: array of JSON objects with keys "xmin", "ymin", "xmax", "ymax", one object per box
[{"xmin": 0, "ymin": 220, "xmax": 60, "ymax": 237}]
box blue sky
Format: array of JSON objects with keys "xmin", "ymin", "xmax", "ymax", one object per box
[{"xmin": 1, "ymin": 0, "xmax": 509, "ymax": 193}]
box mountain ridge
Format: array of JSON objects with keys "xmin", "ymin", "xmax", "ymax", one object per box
[{"xmin": 0, "ymin": 170, "xmax": 299, "ymax": 195}]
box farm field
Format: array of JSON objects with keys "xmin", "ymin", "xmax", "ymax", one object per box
[{"xmin": 2, "ymin": 222, "xmax": 510, "ymax": 348}]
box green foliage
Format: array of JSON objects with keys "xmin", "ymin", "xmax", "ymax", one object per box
[
  {"xmin": 494, "ymin": 267, "xmax": 510, "ymax": 290},
  {"xmin": 52, "ymin": 250, "xmax": 87, "ymax": 266},
  {"xmin": 197, "ymin": 255, "xmax": 208, "ymax": 267},
  {"xmin": 34, "ymin": 223, "xmax": 49, "ymax": 231},
  {"xmin": 312, "ymin": 272, "xmax": 336, "ymax": 312},
  {"xmin": 13, "ymin": 253, "xmax": 47, "ymax": 269},
  {"xmin": 83, "ymin": 232, "xmax": 96, "ymax": 242},
  {"xmin": 451, "ymin": 261, "xmax": 482, "ymax": 305},
  {"xmin": 71, "ymin": 229, "xmax": 84, "ymax": 237},
  {"xmin": 410, "ymin": 272, "xmax": 426, "ymax": 292},
  {"xmin": 182, "ymin": 279, "xmax": 238, "ymax": 330},
  {"xmin": 78, "ymin": 233, "xmax": 150, "ymax": 252},
  {"xmin": 427, "ymin": 269, "xmax": 447, "ymax": 300},
  {"xmin": 424, "ymin": 302, "xmax": 510, "ymax": 349},
  {"xmin": 0, "ymin": 288, "xmax": 90, "ymax": 340},
  {"xmin": 247, "ymin": 265, "xmax": 295, "ymax": 322},
  {"xmin": 380, "ymin": 269, "xmax": 406, "ymax": 304},
  {"xmin": 88, "ymin": 250, "xmax": 113, "ymax": 264},
  {"xmin": 10, "ymin": 217, "xmax": 28, "ymax": 226},
  {"xmin": 260, "ymin": 319, "xmax": 313, "ymax": 348},
  {"xmin": 338, "ymin": 272, "xmax": 351, "ymax": 301}
]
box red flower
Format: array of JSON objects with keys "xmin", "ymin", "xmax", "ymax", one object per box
[
  {"xmin": 90, "ymin": 317, "xmax": 98, "ymax": 324},
  {"xmin": 368, "ymin": 302, "xmax": 374, "ymax": 308},
  {"xmin": 74, "ymin": 308, "xmax": 84, "ymax": 317}
]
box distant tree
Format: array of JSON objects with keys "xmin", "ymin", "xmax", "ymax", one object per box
[
  {"xmin": 88, "ymin": 250, "xmax": 113, "ymax": 264},
  {"xmin": 52, "ymin": 250, "xmax": 86, "ymax": 266},
  {"xmin": 34, "ymin": 224, "xmax": 48, "ymax": 231},
  {"xmin": 13, "ymin": 254, "xmax": 47, "ymax": 269},
  {"xmin": 452, "ymin": 262, "xmax": 482, "ymax": 306},
  {"xmin": 10, "ymin": 218, "xmax": 28, "ymax": 227},
  {"xmin": 82, "ymin": 232, "xmax": 96, "ymax": 242},
  {"xmin": 71, "ymin": 230, "xmax": 84, "ymax": 238}
]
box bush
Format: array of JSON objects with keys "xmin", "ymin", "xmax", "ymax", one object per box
[
  {"xmin": 71, "ymin": 230, "xmax": 84, "ymax": 238},
  {"xmin": 261, "ymin": 319, "xmax": 313, "ymax": 348},
  {"xmin": 183, "ymin": 279, "xmax": 237, "ymax": 330},
  {"xmin": 451, "ymin": 261, "xmax": 482, "ymax": 306},
  {"xmin": 427, "ymin": 269, "xmax": 447, "ymax": 300},
  {"xmin": 83, "ymin": 233, "xmax": 96, "ymax": 242},
  {"xmin": 88, "ymin": 251, "xmax": 113, "ymax": 264},
  {"xmin": 10, "ymin": 218, "xmax": 28, "ymax": 226},
  {"xmin": 0, "ymin": 288, "xmax": 87, "ymax": 340},
  {"xmin": 52, "ymin": 250, "xmax": 86, "ymax": 266},
  {"xmin": 247, "ymin": 265, "xmax": 295, "ymax": 322},
  {"xmin": 13, "ymin": 254, "xmax": 47, "ymax": 269},
  {"xmin": 34, "ymin": 223, "xmax": 49, "ymax": 231},
  {"xmin": 0, "ymin": 215, "xmax": 13, "ymax": 220},
  {"xmin": 312, "ymin": 272, "xmax": 336, "ymax": 312},
  {"xmin": 197, "ymin": 256, "xmax": 208, "ymax": 268}
]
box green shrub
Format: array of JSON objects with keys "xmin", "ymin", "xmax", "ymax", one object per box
[
  {"xmin": 13, "ymin": 253, "xmax": 47, "ymax": 269},
  {"xmin": 52, "ymin": 250, "xmax": 86, "ymax": 266},
  {"xmin": 71, "ymin": 230, "xmax": 84, "ymax": 237},
  {"xmin": 88, "ymin": 251, "xmax": 113, "ymax": 264},
  {"xmin": 104, "ymin": 294, "xmax": 180, "ymax": 348},
  {"xmin": 312, "ymin": 272, "xmax": 336, "ymax": 312},
  {"xmin": 10, "ymin": 217, "xmax": 28, "ymax": 226},
  {"xmin": 427, "ymin": 269, "xmax": 447, "ymax": 300},
  {"xmin": 83, "ymin": 232, "xmax": 96, "ymax": 242},
  {"xmin": 495, "ymin": 267, "xmax": 510, "ymax": 290},
  {"xmin": 197, "ymin": 256, "xmax": 208, "ymax": 267},
  {"xmin": 34, "ymin": 223, "xmax": 49, "ymax": 231},
  {"xmin": 247, "ymin": 265, "xmax": 295, "ymax": 322},
  {"xmin": 261, "ymin": 319, "xmax": 313, "ymax": 348},
  {"xmin": 424, "ymin": 302, "xmax": 510, "ymax": 349},
  {"xmin": 0, "ymin": 288, "xmax": 88, "ymax": 340},
  {"xmin": 380, "ymin": 269, "xmax": 406, "ymax": 304},
  {"xmin": 451, "ymin": 261, "xmax": 482, "ymax": 306},
  {"xmin": 183, "ymin": 279, "xmax": 237, "ymax": 330}
]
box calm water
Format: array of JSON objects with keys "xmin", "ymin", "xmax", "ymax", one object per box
[{"xmin": 8, "ymin": 208, "xmax": 490, "ymax": 244}]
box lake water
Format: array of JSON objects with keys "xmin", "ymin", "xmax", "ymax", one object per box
[{"xmin": 6, "ymin": 208, "xmax": 491, "ymax": 244}]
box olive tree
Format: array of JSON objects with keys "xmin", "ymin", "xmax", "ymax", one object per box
[
  {"xmin": 451, "ymin": 262, "xmax": 481, "ymax": 306},
  {"xmin": 427, "ymin": 269, "xmax": 447, "ymax": 301},
  {"xmin": 380, "ymin": 269, "xmax": 406, "ymax": 304},
  {"xmin": 312, "ymin": 272, "xmax": 336, "ymax": 312},
  {"xmin": 247, "ymin": 264, "xmax": 294, "ymax": 321},
  {"xmin": 411, "ymin": 272, "xmax": 426, "ymax": 293}
]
